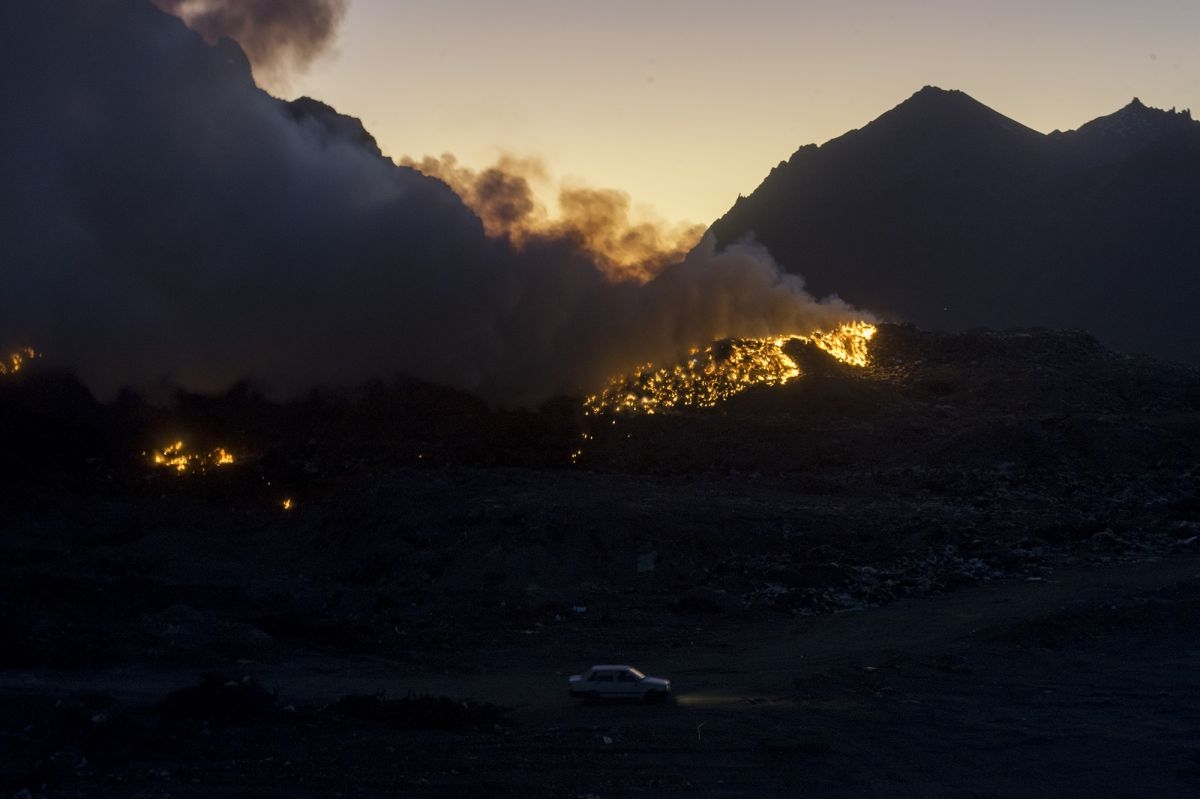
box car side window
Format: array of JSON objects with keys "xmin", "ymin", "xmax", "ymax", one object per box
[
  {"xmin": 594, "ymin": 672, "xmax": 614, "ymax": 682},
  {"xmin": 618, "ymin": 672, "xmax": 636, "ymax": 682}
]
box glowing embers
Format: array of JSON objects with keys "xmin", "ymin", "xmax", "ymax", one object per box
[
  {"xmin": 586, "ymin": 338, "xmax": 799, "ymax": 415},
  {"xmin": 148, "ymin": 441, "xmax": 237, "ymax": 474},
  {"xmin": 584, "ymin": 322, "xmax": 876, "ymax": 415},
  {"xmin": 0, "ymin": 347, "xmax": 39, "ymax": 375},
  {"xmin": 806, "ymin": 321, "xmax": 878, "ymax": 368}
]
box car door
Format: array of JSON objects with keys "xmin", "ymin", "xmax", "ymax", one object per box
[
  {"xmin": 590, "ymin": 669, "xmax": 616, "ymax": 696},
  {"xmin": 616, "ymin": 668, "xmax": 641, "ymax": 698}
]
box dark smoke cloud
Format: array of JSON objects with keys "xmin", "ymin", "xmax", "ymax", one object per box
[
  {"xmin": 151, "ymin": 0, "xmax": 346, "ymax": 85},
  {"xmin": 0, "ymin": 0, "xmax": 865, "ymax": 406}
]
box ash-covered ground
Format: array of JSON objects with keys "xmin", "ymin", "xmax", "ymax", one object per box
[{"xmin": 2, "ymin": 324, "xmax": 1200, "ymax": 798}]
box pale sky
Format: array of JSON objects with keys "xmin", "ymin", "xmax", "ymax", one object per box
[{"xmin": 288, "ymin": 0, "xmax": 1200, "ymax": 225}]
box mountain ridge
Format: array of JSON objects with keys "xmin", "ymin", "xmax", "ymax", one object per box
[{"xmin": 709, "ymin": 87, "xmax": 1200, "ymax": 364}]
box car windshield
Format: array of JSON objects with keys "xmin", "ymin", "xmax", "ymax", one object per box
[{"xmin": 628, "ymin": 668, "xmax": 645, "ymax": 679}]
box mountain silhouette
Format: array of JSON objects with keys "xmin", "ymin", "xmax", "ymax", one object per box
[{"xmin": 709, "ymin": 87, "xmax": 1200, "ymax": 363}]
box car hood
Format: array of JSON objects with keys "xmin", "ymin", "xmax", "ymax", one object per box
[{"xmin": 641, "ymin": 677, "xmax": 670, "ymax": 689}]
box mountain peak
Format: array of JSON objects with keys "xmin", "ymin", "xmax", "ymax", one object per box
[
  {"xmin": 860, "ymin": 86, "xmax": 1043, "ymax": 146},
  {"xmin": 1072, "ymin": 96, "xmax": 1197, "ymax": 144},
  {"xmin": 914, "ymin": 85, "xmax": 959, "ymax": 98},
  {"xmin": 901, "ymin": 85, "xmax": 979, "ymax": 110}
]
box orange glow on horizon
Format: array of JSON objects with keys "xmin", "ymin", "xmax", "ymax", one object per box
[{"xmin": 290, "ymin": 3, "xmax": 1200, "ymax": 226}]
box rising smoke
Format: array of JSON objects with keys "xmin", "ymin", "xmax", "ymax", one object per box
[
  {"xmin": 401, "ymin": 154, "xmax": 707, "ymax": 283},
  {"xmin": 150, "ymin": 0, "xmax": 346, "ymax": 87},
  {"xmin": 0, "ymin": 0, "xmax": 865, "ymax": 406}
]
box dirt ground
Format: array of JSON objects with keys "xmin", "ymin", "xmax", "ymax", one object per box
[{"xmin": 3, "ymin": 546, "xmax": 1199, "ymax": 798}]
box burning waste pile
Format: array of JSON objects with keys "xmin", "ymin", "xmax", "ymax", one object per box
[
  {"xmin": 1, "ymin": 2, "xmax": 873, "ymax": 411},
  {"xmin": 0, "ymin": 1, "xmax": 886, "ymax": 496},
  {"xmin": 147, "ymin": 441, "xmax": 237, "ymax": 474},
  {"xmin": 585, "ymin": 322, "xmax": 877, "ymax": 415}
]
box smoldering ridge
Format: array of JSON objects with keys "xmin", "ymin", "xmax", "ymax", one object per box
[{"xmin": 0, "ymin": 0, "xmax": 868, "ymax": 407}]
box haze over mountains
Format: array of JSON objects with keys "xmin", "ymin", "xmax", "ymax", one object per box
[{"xmin": 710, "ymin": 87, "xmax": 1200, "ymax": 364}]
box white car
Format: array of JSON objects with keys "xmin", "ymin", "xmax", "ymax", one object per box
[{"xmin": 568, "ymin": 665, "xmax": 671, "ymax": 702}]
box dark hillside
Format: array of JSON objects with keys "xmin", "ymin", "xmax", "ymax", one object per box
[{"xmin": 710, "ymin": 87, "xmax": 1200, "ymax": 363}]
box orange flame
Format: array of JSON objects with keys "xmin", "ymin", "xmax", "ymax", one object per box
[
  {"xmin": 584, "ymin": 322, "xmax": 876, "ymax": 415},
  {"xmin": 0, "ymin": 347, "xmax": 39, "ymax": 376},
  {"xmin": 149, "ymin": 441, "xmax": 238, "ymax": 474}
]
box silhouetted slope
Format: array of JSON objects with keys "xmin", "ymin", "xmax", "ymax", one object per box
[
  {"xmin": 1052, "ymin": 97, "xmax": 1199, "ymax": 167},
  {"xmin": 710, "ymin": 87, "xmax": 1200, "ymax": 363}
]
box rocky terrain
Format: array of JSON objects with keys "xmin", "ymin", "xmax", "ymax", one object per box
[{"xmin": 2, "ymin": 324, "xmax": 1200, "ymax": 797}]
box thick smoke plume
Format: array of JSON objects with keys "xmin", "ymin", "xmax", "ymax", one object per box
[
  {"xmin": 151, "ymin": 0, "xmax": 346, "ymax": 86},
  {"xmin": 0, "ymin": 1, "xmax": 866, "ymax": 406},
  {"xmin": 401, "ymin": 154, "xmax": 707, "ymax": 283}
]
